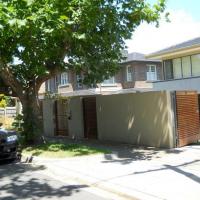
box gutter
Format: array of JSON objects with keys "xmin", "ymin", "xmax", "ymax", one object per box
[{"xmin": 121, "ymin": 59, "xmax": 161, "ymax": 64}]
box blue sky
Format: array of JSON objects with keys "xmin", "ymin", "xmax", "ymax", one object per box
[
  {"xmin": 126, "ymin": 0, "xmax": 200, "ymax": 54},
  {"xmin": 148, "ymin": 0, "xmax": 200, "ymax": 20},
  {"xmin": 166, "ymin": 0, "xmax": 200, "ymax": 20}
]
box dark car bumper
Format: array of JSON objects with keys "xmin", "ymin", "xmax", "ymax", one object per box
[{"xmin": 0, "ymin": 142, "xmax": 18, "ymax": 160}]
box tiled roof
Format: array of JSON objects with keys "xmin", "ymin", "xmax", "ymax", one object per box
[
  {"xmin": 148, "ymin": 37, "xmax": 200, "ymax": 56},
  {"xmin": 122, "ymin": 52, "xmax": 160, "ymax": 63},
  {"xmin": 126, "ymin": 52, "xmax": 145, "ymax": 61}
]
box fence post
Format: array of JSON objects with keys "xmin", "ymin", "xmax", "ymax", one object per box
[{"xmin": 4, "ymin": 107, "xmax": 6, "ymax": 125}]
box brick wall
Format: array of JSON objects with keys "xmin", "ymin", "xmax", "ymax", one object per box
[
  {"xmin": 45, "ymin": 60, "xmax": 163, "ymax": 94},
  {"xmin": 120, "ymin": 61, "xmax": 162, "ymax": 89}
]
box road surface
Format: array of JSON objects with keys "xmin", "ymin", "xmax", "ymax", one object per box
[{"xmin": 0, "ymin": 161, "xmax": 110, "ymax": 200}]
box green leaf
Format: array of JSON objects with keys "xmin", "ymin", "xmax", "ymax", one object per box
[
  {"xmin": 44, "ymin": 28, "xmax": 54, "ymax": 33},
  {"xmin": 0, "ymin": 0, "xmax": 167, "ymax": 139},
  {"xmin": 73, "ymin": 33, "xmax": 86, "ymax": 40},
  {"xmin": 17, "ymin": 19, "xmax": 27, "ymax": 27},
  {"xmin": 59, "ymin": 15, "xmax": 69, "ymax": 20},
  {"xmin": 8, "ymin": 19, "xmax": 17, "ymax": 26}
]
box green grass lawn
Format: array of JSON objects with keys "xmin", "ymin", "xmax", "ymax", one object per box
[{"xmin": 22, "ymin": 143, "xmax": 111, "ymax": 158}]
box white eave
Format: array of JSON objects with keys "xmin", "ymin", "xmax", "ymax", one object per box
[{"xmin": 146, "ymin": 44, "xmax": 200, "ymax": 60}]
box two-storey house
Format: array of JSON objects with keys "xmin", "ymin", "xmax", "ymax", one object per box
[
  {"xmin": 120, "ymin": 52, "xmax": 162, "ymax": 90},
  {"xmin": 147, "ymin": 37, "xmax": 200, "ymax": 92},
  {"xmin": 44, "ymin": 52, "xmax": 162, "ymax": 96}
]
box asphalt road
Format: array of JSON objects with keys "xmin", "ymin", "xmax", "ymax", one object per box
[{"xmin": 0, "ymin": 161, "xmax": 109, "ymax": 200}]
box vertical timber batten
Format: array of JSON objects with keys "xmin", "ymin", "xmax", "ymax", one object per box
[{"xmin": 175, "ymin": 91, "xmax": 200, "ymax": 147}]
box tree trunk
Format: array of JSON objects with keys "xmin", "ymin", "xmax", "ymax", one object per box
[
  {"xmin": 0, "ymin": 62, "xmax": 46, "ymax": 144},
  {"xmin": 20, "ymin": 89, "xmax": 43, "ymax": 144}
]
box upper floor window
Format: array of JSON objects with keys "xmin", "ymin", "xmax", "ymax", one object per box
[
  {"xmin": 76, "ymin": 74, "xmax": 83, "ymax": 89},
  {"xmin": 102, "ymin": 77, "xmax": 115, "ymax": 85},
  {"xmin": 60, "ymin": 72, "xmax": 69, "ymax": 86},
  {"xmin": 163, "ymin": 53, "xmax": 200, "ymax": 80},
  {"xmin": 164, "ymin": 60, "xmax": 173, "ymax": 80},
  {"xmin": 173, "ymin": 58, "xmax": 182, "ymax": 79},
  {"xmin": 126, "ymin": 65, "xmax": 133, "ymax": 82},
  {"xmin": 146, "ymin": 65, "xmax": 157, "ymax": 81},
  {"xmin": 182, "ymin": 56, "xmax": 191, "ymax": 78},
  {"xmin": 191, "ymin": 54, "xmax": 200, "ymax": 76}
]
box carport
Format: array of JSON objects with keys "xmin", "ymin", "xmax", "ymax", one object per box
[
  {"xmin": 95, "ymin": 90, "xmax": 200, "ymax": 148},
  {"xmin": 42, "ymin": 90, "xmax": 200, "ymax": 148}
]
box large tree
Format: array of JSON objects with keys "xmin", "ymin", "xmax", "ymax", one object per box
[{"xmin": 0, "ymin": 0, "xmax": 167, "ymax": 143}]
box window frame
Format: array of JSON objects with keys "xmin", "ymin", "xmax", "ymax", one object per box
[
  {"xmin": 191, "ymin": 54, "xmax": 200, "ymax": 77},
  {"xmin": 126, "ymin": 65, "xmax": 133, "ymax": 82},
  {"xmin": 172, "ymin": 58, "xmax": 182, "ymax": 79},
  {"xmin": 163, "ymin": 53, "xmax": 200, "ymax": 80},
  {"xmin": 182, "ymin": 56, "xmax": 192, "ymax": 78},
  {"xmin": 60, "ymin": 72, "xmax": 69, "ymax": 86},
  {"xmin": 146, "ymin": 64, "xmax": 157, "ymax": 81},
  {"xmin": 76, "ymin": 74, "xmax": 83, "ymax": 89},
  {"xmin": 101, "ymin": 76, "xmax": 116, "ymax": 86}
]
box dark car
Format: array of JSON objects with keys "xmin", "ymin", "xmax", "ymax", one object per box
[{"xmin": 0, "ymin": 127, "xmax": 18, "ymax": 161}]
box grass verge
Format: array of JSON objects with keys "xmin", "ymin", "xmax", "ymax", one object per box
[{"xmin": 22, "ymin": 142, "xmax": 111, "ymax": 158}]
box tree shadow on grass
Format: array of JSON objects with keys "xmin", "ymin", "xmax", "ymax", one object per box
[
  {"xmin": 0, "ymin": 162, "xmax": 88, "ymax": 200},
  {"xmin": 24, "ymin": 143, "xmax": 109, "ymax": 157}
]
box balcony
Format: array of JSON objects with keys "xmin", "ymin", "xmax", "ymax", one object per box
[{"xmin": 152, "ymin": 76, "xmax": 200, "ymax": 92}]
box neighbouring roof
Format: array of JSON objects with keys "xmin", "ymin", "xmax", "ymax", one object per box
[
  {"xmin": 45, "ymin": 88, "xmax": 155, "ymax": 98},
  {"xmin": 122, "ymin": 52, "xmax": 161, "ymax": 63},
  {"xmin": 147, "ymin": 37, "xmax": 200, "ymax": 59}
]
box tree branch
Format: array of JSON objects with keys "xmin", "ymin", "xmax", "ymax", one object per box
[
  {"xmin": 36, "ymin": 42, "xmax": 69, "ymax": 87},
  {"xmin": 0, "ymin": 59, "xmax": 24, "ymax": 98}
]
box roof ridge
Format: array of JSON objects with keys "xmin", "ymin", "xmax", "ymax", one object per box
[
  {"xmin": 148, "ymin": 36, "xmax": 200, "ymax": 57},
  {"xmin": 162, "ymin": 36, "xmax": 200, "ymax": 50}
]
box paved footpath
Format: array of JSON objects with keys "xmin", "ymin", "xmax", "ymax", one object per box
[{"xmin": 23, "ymin": 143, "xmax": 200, "ymax": 200}]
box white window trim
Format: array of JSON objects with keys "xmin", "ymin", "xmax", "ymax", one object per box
[
  {"xmin": 59, "ymin": 72, "xmax": 69, "ymax": 86},
  {"xmin": 101, "ymin": 77, "xmax": 117, "ymax": 86},
  {"xmin": 146, "ymin": 65, "xmax": 157, "ymax": 81},
  {"xmin": 126, "ymin": 65, "xmax": 133, "ymax": 82}
]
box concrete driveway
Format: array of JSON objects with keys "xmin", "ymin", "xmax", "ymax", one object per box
[{"xmin": 23, "ymin": 142, "xmax": 200, "ymax": 200}]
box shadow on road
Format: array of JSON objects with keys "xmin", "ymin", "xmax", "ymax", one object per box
[{"xmin": 0, "ymin": 161, "xmax": 88, "ymax": 199}]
